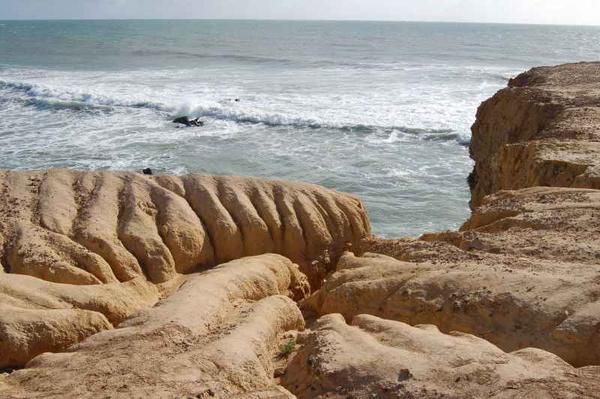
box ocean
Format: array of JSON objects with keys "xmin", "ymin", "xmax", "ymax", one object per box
[{"xmin": 1, "ymin": 20, "xmax": 599, "ymax": 237}]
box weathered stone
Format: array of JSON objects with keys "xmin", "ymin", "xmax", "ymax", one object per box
[
  {"xmin": 0, "ymin": 255, "xmax": 306, "ymax": 398},
  {"xmin": 283, "ymin": 314, "xmax": 600, "ymax": 398}
]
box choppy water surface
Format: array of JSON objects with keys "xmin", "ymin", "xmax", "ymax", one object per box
[{"xmin": 1, "ymin": 20, "xmax": 599, "ymax": 236}]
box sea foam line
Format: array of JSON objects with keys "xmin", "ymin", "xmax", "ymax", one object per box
[{"xmin": 0, "ymin": 79, "xmax": 470, "ymax": 145}]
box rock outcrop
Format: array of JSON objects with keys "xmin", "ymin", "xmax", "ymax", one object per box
[
  {"xmin": 305, "ymin": 247, "xmax": 600, "ymax": 367},
  {"xmin": 0, "ymin": 274, "xmax": 160, "ymax": 370},
  {"xmin": 356, "ymin": 63, "xmax": 600, "ymax": 370},
  {"xmin": 0, "ymin": 254, "xmax": 308, "ymax": 398},
  {"xmin": 0, "ymin": 170, "xmax": 370, "ymax": 285},
  {"xmin": 469, "ymin": 62, "xmax": 600, "ymax": 207},
  {"xmin": 2, "ymin": 62, "xmax": 600, "ymax": 398},
  {"xmin": 282, "ymin": 314, "xmax": 600, "ymax": 398},
  {"xmin": 0, "ymin": 170, "xmax": 369, "ymax": 368}
]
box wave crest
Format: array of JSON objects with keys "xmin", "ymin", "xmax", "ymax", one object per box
[
  {"xmin": 0, "ymin": 80, "xmax": 166, "ymax": 113},
  {"xmin": 0, "ymin": 79, "xmax": 469, "ymax": 145}
]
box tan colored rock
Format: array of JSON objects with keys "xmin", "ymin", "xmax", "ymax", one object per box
[
  {"xmin": 3, "ymin": 61, "xmax": 600, "ymax": 397},
  {"xmin": 283, "ymin": 313, "xmax": 600, "ymax": 398},
  {"xmin": 0, "ymin": 273, "xmax": 160, "ymax": 370},
  {"xmin": 0, "ymin": 170, "xmax": 370, "ymax": 287},
  {"xmin": 0, "ymin": 254, "xmax": 308, "ymax": 398},
  {"xmin": 453, "ymin": 186, "xmax": 600, "ymax": 264},
  {"xmin": 469, "ymin": 62, "xmax": 600, "ymax": 207},
  {"xmin": 359, "ymin": 62, "xmax": 600, "ymax": 369},
  {"xmin": 307, "ymin": 246, "xmax": 600, "ymax": 367},
  {"xmin": 0, "ymin": 170, "xmax": 368, "ymax": 367}
]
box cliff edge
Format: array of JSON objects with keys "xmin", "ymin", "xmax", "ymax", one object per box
[{"xmin": 469, "ymin": 62, "xmax": 600, "ymax": 207}]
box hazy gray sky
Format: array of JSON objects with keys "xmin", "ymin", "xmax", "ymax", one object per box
[{"xmin": 1, "ymin": 0, "xmax": 599, "ymax": 25}]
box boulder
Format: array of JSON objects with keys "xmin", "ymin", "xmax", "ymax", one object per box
[{"xmin": 173, "ymin": 116, "xmax": 204, "ymax": 127}]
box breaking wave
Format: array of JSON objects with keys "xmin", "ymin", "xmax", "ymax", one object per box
[{"xmin": 0, "ymin": 78, "xmax": 469, "ymax": 145}]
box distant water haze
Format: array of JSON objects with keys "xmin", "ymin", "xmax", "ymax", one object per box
[
  {"xmin": 1, "ymin": 20, "xmax": 599, "ymax": 236},
  {"xmin": 2, "ymin": 0, "xmax": 600, "ymax": 25}
]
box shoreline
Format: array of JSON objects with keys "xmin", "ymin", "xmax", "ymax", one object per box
[{"xmin": 1, "ymin": 61, "xmax": 600, "ymax": 397}]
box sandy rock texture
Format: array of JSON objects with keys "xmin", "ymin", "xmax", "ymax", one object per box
[
  {"xmin": 0, "ymin": 273, "xmax": 160, "ymax": 370},
  {"xmin": 282, "ymin": 314, "xmax": 600, "ymax": 398},
  {"xmin": 0, "ymin": 170, "xmax": 369, "ymax": 368},
  {"xmin": 2, "ymin": 62, "xmax": 600, "ymax": 398},
  {"xmin": 0, "ymin": 170, "xmax": 370, "ymax": 285},
  {"xmin": 469, "ymin": 62, "xmax": 600, "ymax": 207},
  {"xmin": 0, "ymin": 254, "xmax": 308, "ymax": 398},
  {"xmin": 306, "ymin": 246, "xmax": 600, "ymax": 367},
  {"xmin": 355, "ymin": 63, "xmax": 600, "ymax": 369}
]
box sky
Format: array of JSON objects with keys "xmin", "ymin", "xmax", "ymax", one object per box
[{"xmin": 1, "ymin": 0, "xmax": 599, "ymax": 26}]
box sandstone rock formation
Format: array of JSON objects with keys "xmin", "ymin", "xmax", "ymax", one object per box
[
  {"xmin": 2, "ymin": 62, "xmax": 600, "ymax": 398},
  {"xmin": 0, "ymin": 170, "xmax": 370, "ymax": 285},
  {"xmin": 357, "ymin": 63, "xmax": 600, "ymax": 368},
  {"xmin": 305, "ymin": 247, "xmax": 600, "ymax": 367},
  {"xmin": 469, "ymin": 62, "xmax": 600, "ymax": 207},
  {"xmin": 0, "ymin": 254, "xmax": 308, "ymax": 398},
  {"xmin": 0, "ymin": 273, "xmax": 160, "ymax": 370},
  {"xmin": 282, "ymin": 314, "xmax": 600, "ymax": 398},
  {"xmin": 0, "ymin": 170, "xmax": 369, "ymax": 369}
]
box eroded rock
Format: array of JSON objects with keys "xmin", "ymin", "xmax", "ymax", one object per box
[
  {"xmin": 0, "ymin": 273, "xmax": 161, "ymax": 369},
  {"xmin": 470, "ymin": 62, "xmax": 600, "ymax": 207},
  {"xmin": 0, "ymin": 254, "xmax": 307, "ymax": 398},
  {"xmin": 0, "ymin": 170, "xmax": 368, "ymax": 368},
  {"xmin": 361, "ymin": 62, "xmax": 600, "ymax": 368},
  {"xmin": 283, "ymin": 314, "xmax": 600, "ymax": 398},
  {"xmin": 3, "ymin": 62, "xmax": 600, "ymax": 397},
  {"xmin": 305, "ymin": 249, "xmax": 600, "ymax": 367},
  {"xmin": 0, "ymin": 170, "xmax": 370, "ymax": 286}
]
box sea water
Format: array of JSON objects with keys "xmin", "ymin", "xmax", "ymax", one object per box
[{"xmin": 1, "ymin": 20, "xmax": 599, "ymax": 237}]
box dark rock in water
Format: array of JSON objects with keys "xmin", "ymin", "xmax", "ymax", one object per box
[
  {"xmin": 467, "ymin": 170, "xmax": 478, "ymax": 191},
  {"xmin": 173, "ymin": 116, "xmax": 204, "ymax": 127},
  {"xmin": 234, "ymin": 98, "xmax": 240, "ymax": 102},
  {"xmin": 173, "ymin": 116, "xmax": 192, "ymax": 126},
  {"xmin": 142, "ymin": 168, "xmax": 153, "ymax": 176}
]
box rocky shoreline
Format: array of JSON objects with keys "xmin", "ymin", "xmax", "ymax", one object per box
[{"xmin": 1, "ymin": 62, "xmax": 600, "ymax": 398}]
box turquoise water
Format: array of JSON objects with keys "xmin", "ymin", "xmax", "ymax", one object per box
[{"xmin": 1, "ymin": 20, "xmax": 599, "ymax": 237}]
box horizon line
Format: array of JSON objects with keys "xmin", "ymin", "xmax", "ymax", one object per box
[{"xmin": 0, "ymin": 17, "xmax": 599, "ymax": 28}]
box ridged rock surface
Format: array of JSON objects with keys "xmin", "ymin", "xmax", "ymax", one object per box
[
  {"xmin": 0, "ymin": 170, "xmax": 370, "ymax": 285},
  {"xmin": 283, "ymin": 314, "xmax": 600, "ymax": 398},
  {"xmin": 0, "ymin": 254, "xmax": 308, "ymax": 398},
  {"xmin": 0, "ymin": 170, "xmax": 370, "ymax": 368},
  {"xmin": 306, "ymin": 246, "xmax": 600, "ymax": 367}
]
